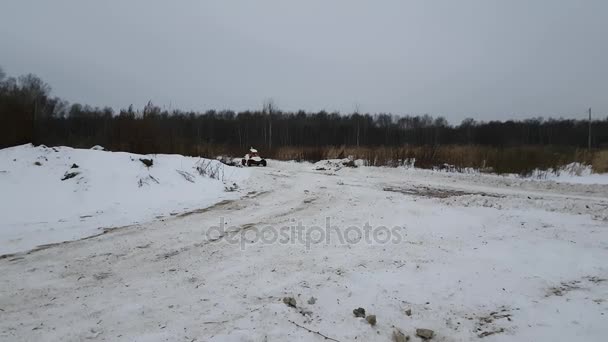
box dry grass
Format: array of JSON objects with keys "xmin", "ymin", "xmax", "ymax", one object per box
[
  {"xmin": 592, "ymin": 150, "xmax": 608, "ymax": 173},
  {"xmin": 109, "ymin": 142, "xmax": 606, "ymax": 176},
  {"xmin": 261, "ymin": 145, "xmax": 603, "ymax": 175}
]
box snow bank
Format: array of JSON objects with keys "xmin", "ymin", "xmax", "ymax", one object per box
[
  {"xmin": 0, "ymin": 144, "xmax": 249, "ymax": 255},
  {"xmin": 528, "ymin": 162, "xmax": 608, "ymax": 184},
  {"xmin": 313, "ymin": 158, "xmax": 364, "ymax": 171},
  {"xmin": 313, "ymin": 158, "xmax": 608, "ymax": 185},
  {"xmin": 414, "ymin": 161, "xmax": 608, "ymax": 185},
  {"xmin": 549, "ymin": 173, "xmax": 608, "ymax": 184}
]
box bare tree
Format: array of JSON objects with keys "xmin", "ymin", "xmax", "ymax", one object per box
[
  {"xmin": 143, "ymin": 100, "xmax": 161, "ymax": 118},
  {"xmin": 18, "ymin": 74, "xmax": 51, "ymax": 100}
]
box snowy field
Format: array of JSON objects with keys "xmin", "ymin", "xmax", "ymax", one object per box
[{"xmin": 1, "ymin": 147, "xmax": 607, "ymax": 341}]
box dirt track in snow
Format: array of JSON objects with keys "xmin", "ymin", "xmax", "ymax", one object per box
[{"xmin": 1, "ymin": 163, "xmax": 607, "ymax": 341}]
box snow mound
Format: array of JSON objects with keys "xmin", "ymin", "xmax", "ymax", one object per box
[
  {"xmin": 90, "ymin": 145, "xmax": 105, "ymax": 151},
  {"xmin": 407, "ymin": 161, "xmax": 607, "ymax": 185},
  {"xmin": 0, "ymin": 144, "xmax": 249, "ymax": 255},
  {"xmin": 313, "ymin": 158, "xmax": 361, "ymax": 171},
  {"xmin": 528, "ymin": 163, "xmax": 608, "ymax": 184},
  {"xmin": 441, "ymin": 193, "xmax": 608, "ymax": 221}
]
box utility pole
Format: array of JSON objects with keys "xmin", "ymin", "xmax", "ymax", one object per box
[
  {"xmin": 588, "ymin": 108, "xmax": 592, "ymax": 150},
  {"xmin": 354, "ymin": 104, "xmax": 360, "ymax": 148},
  {"xmin": 264, "ymin": 99, "xmax": 274, "ymax": 150},
  {"xmin": 32, "ymin": 99, "xmax": 37, "ymax": 144}
]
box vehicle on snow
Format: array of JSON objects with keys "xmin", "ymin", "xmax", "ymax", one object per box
[{"xmin": 242, "ymin": 148, "xmax": 267, "ymax": 167}]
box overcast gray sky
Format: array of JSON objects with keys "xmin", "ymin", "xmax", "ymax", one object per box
[{"xmin": 1, "ymin": 0, "xmax": 606, "ymax": 122}]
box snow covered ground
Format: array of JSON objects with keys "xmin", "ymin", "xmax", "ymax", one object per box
[
  {"xmin": 525, "ymin": 163, "xmax": 608, "ymax": 185},
  {"xmin": 0, "ymin": 150, "xmax": 607, "ymax": 341},
  {"xmin": 0, "ymin": 144, "xmax": 249, "ymax": 255}
]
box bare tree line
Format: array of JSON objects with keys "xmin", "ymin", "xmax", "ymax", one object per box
[{"xmin": 1, "ymin": 68, "xmax": 607, "ymax": 156}]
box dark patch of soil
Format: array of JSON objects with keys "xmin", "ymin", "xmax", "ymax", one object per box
[
  {"xmin": 383, "ymin": 186, "xmax": 503, "ymax": 199},
  {"xmin": 547, "ymin": 280, "xmax": 582, "ymax": 297},
  {"xmin": 471, "ymin": 306, "xmax": 514, "ymax": 338}
]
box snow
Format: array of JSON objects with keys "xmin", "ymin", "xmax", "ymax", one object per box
[
  {"xmin": 427, "ymin": 162, "xmax": 608, "ymax": 186},
  {"xmin": 0, "ymin": 144, "xmax": 249, "ymax": 255},
  {"xmin": 313, "ymin": 158, "xmax": 363, "ymax": 171},
  {"xmin": 1, "ymin": 154, "xmax": 607, "ymax": 341},
  {"xmin": 541, "ymin": 169, "xmax": 608, "ymax": 185},
  {"xmin": 526, "ymin": 163, "xmax": 608, "ymax": 185},
  {"xmin": 544, "ymin": 173, "xmax": 608, "ymax": 185}
]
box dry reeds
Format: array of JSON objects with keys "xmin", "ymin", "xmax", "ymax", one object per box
[{"xmin": 141, "ymin": 143, "xmax": 606, "ymax": 176}]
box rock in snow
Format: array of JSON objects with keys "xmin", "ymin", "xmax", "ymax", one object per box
[
  {"xmin": 416, "ymin": 328, "xmax": 435, "ymax": 340},
  {"xmin": 282, "ymin": 297, "xmax": 297, "ymax": 308},
  {"xmin": 353, "ymin": 307, "xmax": 366, "ymax": 318},
  {"xmin": 392, "ymin": 329, "xmax": 410, "ymax": 342}
]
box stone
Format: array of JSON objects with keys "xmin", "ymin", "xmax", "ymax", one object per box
[
  {"xmin": 392, "ymin": 329, "xmax": 409, "ymax": 342},
  {"xmin": 353, "ymin": 307, "xmax": 366, "ymax": 318},
  {"xmin": 416, "ymin": 328, "xmax": 434, "ymax": 340},
  {"xmin": 283, "ymin": 297, "xmax": 297, "ymax": 308}
]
